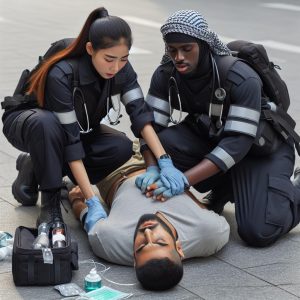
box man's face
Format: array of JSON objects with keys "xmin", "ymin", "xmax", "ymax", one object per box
[
  {"xmin": 133, "ymin": 214, "xmax": 184, "ymax": 267},
  {"xmin": 167, "ymin": 42, "xmax": 199, "ymax": 75}
]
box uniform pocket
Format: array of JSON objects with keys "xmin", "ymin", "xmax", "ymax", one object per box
[{"xmin": 266, "ymin": 176, "xmax": 293, "ymax": 226}]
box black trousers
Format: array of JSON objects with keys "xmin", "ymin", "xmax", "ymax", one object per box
[
  {"xmin": 3, "ymin": 109, "xmax": 133, "ymax": 190},
  {"xmin": 158, "ymin": 121, "xmax": 300, "ymax": 247}
]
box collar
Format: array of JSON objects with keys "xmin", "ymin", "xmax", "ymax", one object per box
[{"xmin": 78, "ymin": 54, "xmax": 99, "ymax": 85}]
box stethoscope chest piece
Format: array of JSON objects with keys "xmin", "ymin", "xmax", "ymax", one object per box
[{"xmin": 214, "ymin": 88, "xmax": 226, "ymax": 101}]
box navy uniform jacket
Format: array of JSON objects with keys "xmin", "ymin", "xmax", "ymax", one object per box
[
  {"xmin": 44, "ymin": 54, "xmax": 154, "ymax": 163},
  {"xmin": 146, "ymin": 58, "xmax": 262, "ymax": 172}
]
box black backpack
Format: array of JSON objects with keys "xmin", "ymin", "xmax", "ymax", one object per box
[
  {"xmin": 1, "ymin": 38, "xmax": 77, "ymax": 113},
  {"xmin": 217, "ymin": 40, "xmax": 300, "ymax": 154},
  {"xmin": 226, "ymin": 40, "xmax": 290, "ymax": 111}
]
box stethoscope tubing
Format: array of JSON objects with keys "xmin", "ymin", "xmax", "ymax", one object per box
[
  {"xmin": 73, "ymin": 79, "xmax": 122, "ymax": 134},
  {"xmin": 167, "ymin": 53, "xmax": 226, "ymax": 126}
]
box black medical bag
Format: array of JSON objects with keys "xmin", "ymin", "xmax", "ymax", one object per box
[{"xmin": 12, "ymin": 225, "xmax": 78, "ymax": 286}]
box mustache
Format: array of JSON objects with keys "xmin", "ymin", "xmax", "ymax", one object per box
[{"xmin": 175, "ymin": 61, "xmax": 189, "ymax": 66}]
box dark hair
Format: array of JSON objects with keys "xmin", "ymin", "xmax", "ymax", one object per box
[
  {"xmin": 135, "ymin": 258, "xmax": 183, "ymax": 291},
  {"xmin": 27, "ymin": 7, "xmax": 132, "ymax": 107}
]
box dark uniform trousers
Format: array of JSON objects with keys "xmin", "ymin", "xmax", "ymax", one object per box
[
  {"xmin": 3, "ymin": 108, "xmax": 133, "ymax": 190},
  {"xmin": 158, "ymin": 121, "xmax": 300, "ymax": 247}
]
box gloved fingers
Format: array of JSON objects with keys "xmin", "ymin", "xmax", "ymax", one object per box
[
  {"xmin": 153, "ymin": 187, "xmax": 173, "ymax": 201},
  {"xmin": 147, "ymin": 179, "xmax": 164, "ymax": 191},
  {"xmin": 140, "ymin": 174, "xmax": 152, "ymax": 193},
  {"xmin": 160, "ymin": 175, "xmax": 180, "ymax": 194},
  {"xmin": 141, "ymin": 174, "xmax": 160, "ymax": 193},
  {"xmin": 147, "ymin": 174, "xmax": 160, "ymax": 186},
  {"xmin": 135, "ymin": 173, "xmax": 146, "ymax": 189},
  {"xmin": 162, "ymin": 189, "xmax": 173, "ymax": 199},
  {"xmin": 160, "ymin": 175, "xmax": 171, "ymax": 189},
  {"xmin": 153, "ymin": 186, "xmax": 169, "ymax": 197},
  {"xmin": 154, "ymin": 188, "xmax": 172, "ymax": 202}
]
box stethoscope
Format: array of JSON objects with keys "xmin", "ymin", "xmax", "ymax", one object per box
[
  {"xmin": 73, "ymin": 79, "xmax": 122, "ymax": 134},
  {"xmin": 168, "ymin": 53, "xmax": 227, "ymax": 127}
]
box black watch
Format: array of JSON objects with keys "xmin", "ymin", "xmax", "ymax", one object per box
[{"xmin": 159, "ymin": 154, "xmax": 171, "ymax": 160}]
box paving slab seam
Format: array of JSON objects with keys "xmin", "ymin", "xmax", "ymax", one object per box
[
  {"xmin": 177, "ymin": 285, "xmax": 206, "ymax": 300},
  {"xmin": 214, "ymin": 256, "xmax": 299, "ymax": 298},
  {"xmin": 0, "ymin": 197, "xmax": 19, "ymax": 207},
  {"xmin": 243, "ymin": 262, "xmax": 298, "ymax": 269}
]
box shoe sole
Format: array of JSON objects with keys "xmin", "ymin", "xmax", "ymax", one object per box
[{"xmin": 12, "ymin": 154, "xmax": 38, "ymax": 206}]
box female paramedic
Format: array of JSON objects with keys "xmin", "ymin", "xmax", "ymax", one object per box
[{"xmin": 2, "ymin": 7, "xmax": 187, "ymax": 230}]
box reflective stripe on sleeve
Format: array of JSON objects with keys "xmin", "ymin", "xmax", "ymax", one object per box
[
  {"xmin": 145, "ymin": 94, "xmax": 169, "ymax": 113},
  {"xmin": 154, "ymin": 111, "xmax": 169, "ymax": 127},
  {"xmin": 121, "ymin": 87, "xmax": 144, "ymax": 105},
  {"xmin": 210, "ymin": 146, "xmax": 235, "ymax": 169},
  {"xmin": 224, "ymin": 120, "xmax": 258, "ymax": 137},
  {"xmin": 54, "ymin": 110, "xmax": 77, "ymax": 124},
  {"xmin": 228, "ymin": 105, "xmax": 260, "ymax": 124}
]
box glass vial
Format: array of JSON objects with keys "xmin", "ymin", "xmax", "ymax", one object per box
[
  {"xmin": 52, "ymin": 221, "xmax": 66, "ymax": 248},
  {"xmin": 33, "ymin": 223, "xmax": 50, "ymax": 249}
]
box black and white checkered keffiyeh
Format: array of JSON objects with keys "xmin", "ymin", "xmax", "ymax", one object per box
[{"xmin": 161, "ymin": 10, "xmax": 231, "ymax": 56}]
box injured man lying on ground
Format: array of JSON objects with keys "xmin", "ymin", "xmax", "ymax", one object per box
[{"xmin": 68, "ymin": 144, "xmax": 230, "ymax": 291}]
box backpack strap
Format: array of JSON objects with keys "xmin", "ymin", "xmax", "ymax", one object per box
[
  {"xmin": 214, "ymin": 54, "xmax": 239, "ymax": 100},
  {"xmin": 65, "ymin": 58, "xmax": 79, "ymax": 88},
  {"xmin": 263, "ymin": 108, "xmax": 300, "ymax": 155},
  {"xmin": 213, "ymin": 54, "xmax": 300, "ymax": 156}
]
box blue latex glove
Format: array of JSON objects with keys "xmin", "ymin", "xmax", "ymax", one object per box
[
  {"xmin": 84, "ymin": 196, "xmax": 107, "ymax": 233},
  {"xmin": 135, "ymin": 166, "xmax": 160, "ymax": 193},
  {"xmin": 158, "ymin": 158, "xmax": 189, "ymax": 196},
  {"xmin": 152, "ymin": 179, "xmax": 173, "ymax": 200}
]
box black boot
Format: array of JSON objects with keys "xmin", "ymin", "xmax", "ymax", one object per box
[
  {"xmin": 36, "ymin": 189, "xmax": 64, "ymax": 227},
  {"xmin": 292, "ymin": 167, "xmax": 300, "ymax": 189},
  {"xmin": 12, "ymin": 153, "xmax": 38, "ymax": 206}
]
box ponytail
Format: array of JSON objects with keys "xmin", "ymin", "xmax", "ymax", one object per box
[{"xmin": 27, "ymin": 7, "xmax": 109, "ymax": 107}]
